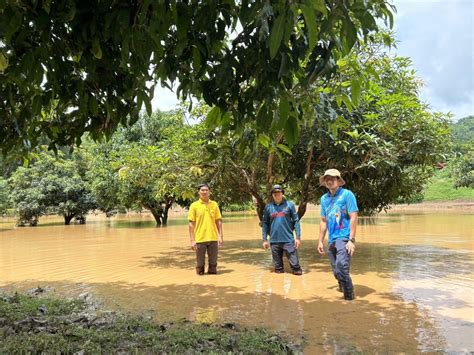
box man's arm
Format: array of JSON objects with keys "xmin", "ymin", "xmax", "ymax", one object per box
[
  {"xmin": 346, "ymin": 212, "xmax": 358, "ymax": 256},
  {"xmin": 291, "ymin": 203, "xmax": 301, "ymax": 249},
  {"xmin": 318, "ymin": 217, "xmax": 327, "ymax": 255},
  {"xmin": 189, "ymin": 221, "xmax": 197, "ymax": 250},
  {"xmin": 216, "ymin": 218, "xmax": 223, "ymax": 245}
]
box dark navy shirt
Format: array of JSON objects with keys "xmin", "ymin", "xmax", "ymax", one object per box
[
  {"xmin": 262, "ymin": 199, "xmax": 301, "ymax": 244},
  {"xmin": 320, "ymin": 187, "xmax": 358, "ymax": 243}
]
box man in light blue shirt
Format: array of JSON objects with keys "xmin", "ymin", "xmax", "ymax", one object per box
[
  {"xmin": 262, "ymin": 184, "xmax": 303, "ymax": 275},
  {"xmin": 317, "ymin": 169, "xmax": 358, "ymax": 300}
]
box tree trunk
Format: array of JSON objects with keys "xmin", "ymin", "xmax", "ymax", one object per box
[
  {"xmin": 297, "ymin": 147, "xmax": 314, "ymax": 219},
  {"xmin": 150, "ymin": 209, "xmax": 163, "ymax": 226},
  {"xmin": 255, "ymin": 196, "xmax": 266, "ymax": 223},
  {"xmin": 64, "ymin": 214, "xmax": 74, "ymax": 225},
  {"xmin": 162, "ymin": 198, "xmax": 174, "ymax": 226}
]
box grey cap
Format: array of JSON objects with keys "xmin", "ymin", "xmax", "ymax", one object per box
[{"xmin": 271, "ymin": 184, "xmax": 283, "ymax": 193}]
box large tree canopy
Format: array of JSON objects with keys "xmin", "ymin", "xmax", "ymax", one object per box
[
  {"xmin": 0, "ymin": 0, "xmax": 394, "ymax": 154},
  {"xmin": 206, "ymin": 37, "xmax": 451, "ymax": 217},
  {"xmin": 8, "ymin": 149, "xmax": 96, "ymax": 225}
]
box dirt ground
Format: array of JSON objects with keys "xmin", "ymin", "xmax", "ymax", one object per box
[{"xmin": 388, "ymin": 200, "xmax": 474, "ymax": 212}]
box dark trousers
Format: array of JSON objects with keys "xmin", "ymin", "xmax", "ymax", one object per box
[
  {"xmin": 270, "ymin": 242, "xmax": 301, "ymax": 272},
  {"xmin": 196, "ymin": 241, "xmax": 218, "ymax": 273},
  {"xmin": 328, "ymin": 239, "xmax": 353, "ymax": 297}
]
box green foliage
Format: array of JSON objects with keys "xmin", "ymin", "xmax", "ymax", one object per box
[
  {"xmin": 0, "ymin": 177, "xmax": 10, "ymax": 214},
  {"xmin": 451, "ymin": 116, "xmax": 474, "ymax": 147},
  {"xmin": 87, "ymin": 111, "xmax": 207, "ymax": 225},
  {"xmin": 449, "ymin": 148, "xmax": 474, "ymax": 189},
  {"xmin": 224, "ymin": 203, "xmax": 255, "ymax": 212},
  {"xmin": 208, "ymin": 34, "xmax": 452, "ymax": 216},
  {"xmin": 0, "ymin": 1, "xmax": 394, "ymax": 155},
  {"xmin": 423, "ymin": 168, "xmax": 474, "ymax": 201},
  {"xmin": 8, "ymin": 150, "xmax": 96, "ymax": 225},
  {"xmin": 307, "ymin": 55, "xmax": 451, "ymax": 214}
]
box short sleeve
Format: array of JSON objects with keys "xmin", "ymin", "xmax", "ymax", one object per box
[
  {"xmin": 188, "ymin": 203, "xmax": 196, "ymax": 222},
  {"xmin": 320, "ymin": 197, "xmax": 327, "ymax": 217},
  {"xmin": 346, "ymin": 191, "xmax": 359, "ymax": 213}
]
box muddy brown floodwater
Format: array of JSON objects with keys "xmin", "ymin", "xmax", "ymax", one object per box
[{"xmin": 0, "ymin": 206, "xmax": 472, "ymax": 353}]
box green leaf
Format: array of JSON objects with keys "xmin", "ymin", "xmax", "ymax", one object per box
[
  {"xmin": 144, "ymin": 95, "xmax": 152, "ymax": 116},
  {"xmin": 192, "ymin": 47, "xmax": 201, "ymax": 71},
  {"xmin": 346, "ymin": 129, "xmax": 359, "ymax": 139},
  {"xmin": 277, "ymin": 143, "xmax": 292, "ymax": 155},
  {"xmin": 269, "ymin": 13, "xmax": 286, "ymax": 59},
  {"xmin": 0, "ymin": 52, "xmax": 8, "ymax": 72},
  {"xmin": 91, "ymin": 38, "xmax": 103, "ymax": 59},
  {"xmin": 341, "ymin": 94, "xmax": 354, "ymax": 112},
  {"xmin": 344, "ymin": 19, "xmax": 357, "ymax": 54},
  {"xmin": 351, "ymin": 78, "xmax": 362, "ymax": 106},
  {"xmin": 284, "ymin": 116, "xmax": 299, "ymax": 146},
  {"xmin": 301, "ymin": 4, "xmax": 317, "ymax": 50},
  {"xmin": 32, "ymin": 95, "xmax": 42, "ymax": 115},
  {"xmin": 256, "ymin": 104, "xmax": 272, "ymax": 131},
  {"xmin": 278, "ymin": 94, "xmax": 290, "ymax": 130},
  {"xmin": 257, "ymin": 134, "xmax": 270, "ymax": 148},
  {"xmin": 120, "ymin": 38, "xmax": 129, "ymax": 68},
  {"xmin": 89, "ymin": 96, "xmax": 99, "ymax": 115},
  {"xmin": 205, "ymin": 106, "xmax": 221, "ymax": 129},
  {"xmin": 312, "ymin": 0, "xmax": 327, "ymax": 16},
  {"xmin": 42, "ymin": 0, "xmax": 51, "ymax": 14}
]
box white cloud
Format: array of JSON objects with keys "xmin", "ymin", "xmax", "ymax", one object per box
[
  {"xmin": 151, "ymin": 84, "xmax": 179, "ymax": 112},
  {"xmin": 393, "ymin": 0, "xmax": 474, "ymax": 119}
]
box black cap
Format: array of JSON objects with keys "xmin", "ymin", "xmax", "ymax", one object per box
[{"xmin": 271, "ymin": 184, "xmax": 283, "ymax": 193}]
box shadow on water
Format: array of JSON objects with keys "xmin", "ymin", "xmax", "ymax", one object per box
[
  {"xmin": 140, "ymin": 239, "xmax": 472, "ymax": 283},
  {"xmin": 0, "ymin": 280, "xmax": 446, "ymax": 353},
  {"xmin": 140, "ymin": 239, "xmax": 332, "ymax": 274}
]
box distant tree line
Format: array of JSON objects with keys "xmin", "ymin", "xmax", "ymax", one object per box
[{"xmin": 449, "ymin": 116, "xmax": 473, "ymax": 189}]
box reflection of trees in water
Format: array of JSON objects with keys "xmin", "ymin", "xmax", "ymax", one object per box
[
  {"xmin": 354, "ymin": 243, "xmax": 472, "ymax": 281},
  {"xmin": 358, "ymin": 217, "xmax": 378, "ymax": 225}
]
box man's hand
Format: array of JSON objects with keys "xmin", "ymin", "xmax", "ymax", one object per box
[
  {"xmin": 218, "ymin": 236, "xmax": 223, "ymax": 246},
  {"xmin": 191, "ymin": 241, "xmax": 197, "ymax": 250},
  {"xmin": 317, "ymin": 241, "xmax": 325, "ymax": 255},
  {"xmin": 295, "ymin": 239, "xmax": 301, "ymax": 249},
  {"xmin": 262, "ymin": 240, "xmax": 269, "ymax": 249},
  {"xmin": 346, "ymin": 240, "xmax": 355, "ymax": 256}
]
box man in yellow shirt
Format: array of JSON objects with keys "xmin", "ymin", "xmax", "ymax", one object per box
[{"xmin": 188, "ymin": 183, "xmax": 223, "ymax": 275}]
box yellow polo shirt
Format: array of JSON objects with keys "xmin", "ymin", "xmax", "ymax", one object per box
[{"xmin": 188, "ymin": 199, "xmax": 222, "ymax": 243}]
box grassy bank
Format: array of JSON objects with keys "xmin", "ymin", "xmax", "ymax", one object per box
[
  {"xmin": 423, "ymin": 169, "xmax": 474, "ymax": 202},
  {"xmin": 0, "ymin": 291, "xmax": 300, "ymax": 354}
]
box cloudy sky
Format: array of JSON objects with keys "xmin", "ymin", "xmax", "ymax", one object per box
[
  {"xmin": 393, "ymin": 0, "xmax": 473, "ymax": 120},
  {"xmin": 152, "ymin": 0, "xmax": 473, "ymax": 120}
]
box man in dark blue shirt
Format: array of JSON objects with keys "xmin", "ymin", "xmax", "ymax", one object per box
[
  {"xmin": 317, "ymin": 169, "xmax": 358, "ymax": 300},
  {"xmin": 262, "ymin": 184, "xmax": 303, "ymax": 275}
]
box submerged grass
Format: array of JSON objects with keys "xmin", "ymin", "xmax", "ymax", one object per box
[{"xmin": 0, "ymin": 291, "xmax": 300, "ymax": 354}]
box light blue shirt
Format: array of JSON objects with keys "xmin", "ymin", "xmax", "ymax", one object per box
[{"xmin": 320, "ymin": 187, "xmax": 358, "ymax": 243}]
